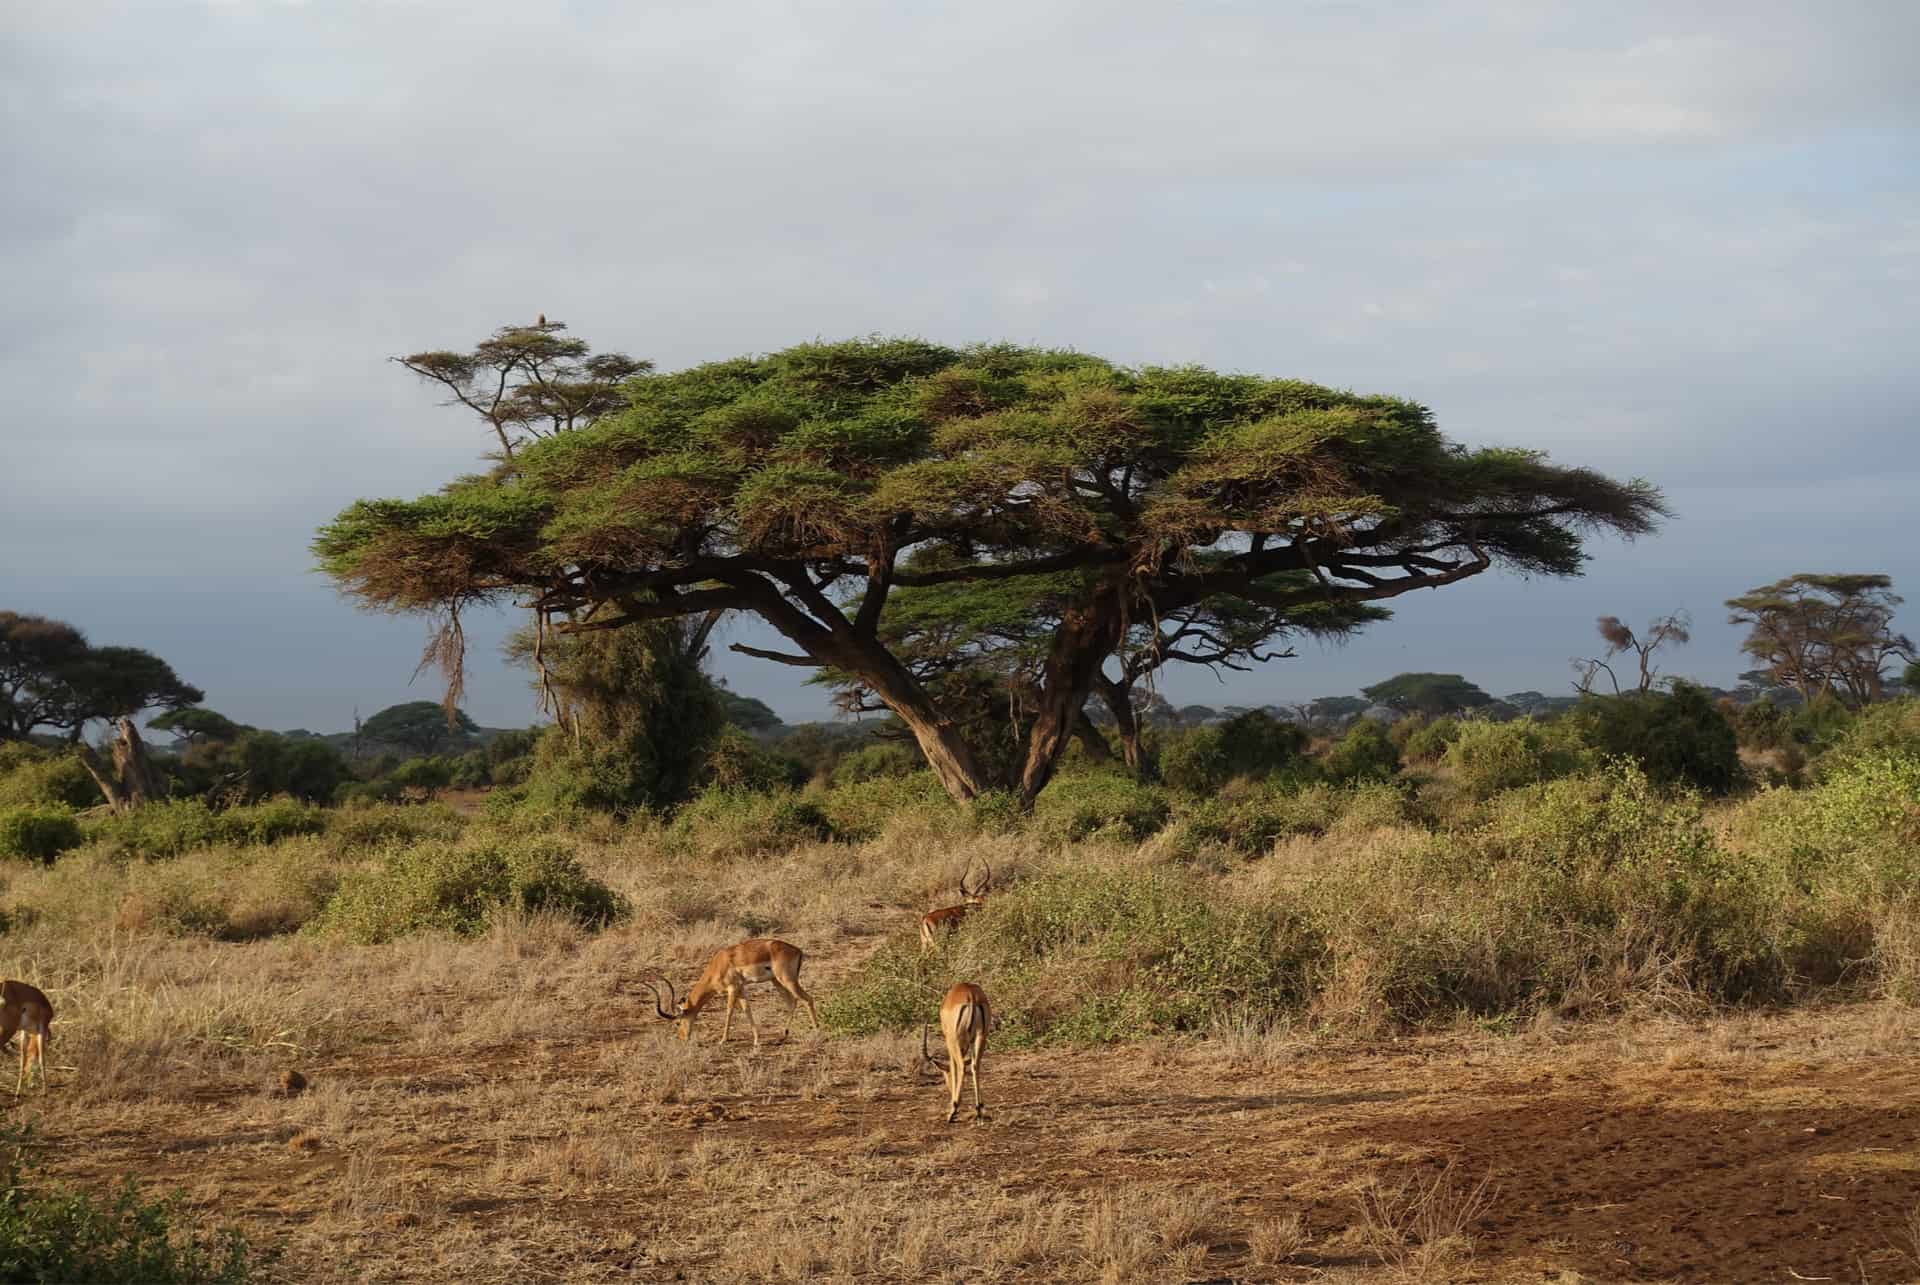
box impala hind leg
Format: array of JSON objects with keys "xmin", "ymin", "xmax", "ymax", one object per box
[{"xmin": 968, "ymin": 1028, "xmax": 985, "ymax": 1121}]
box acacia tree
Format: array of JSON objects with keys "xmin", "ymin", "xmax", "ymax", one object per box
[
  {"xmin": 359, "ymin": 701, "xmax": 480, "ymax": 757},
  {"xmin": 1727, "ymin": 574, "xmax": 1914, "ymax": 706},
  {"xmin": 0, "ymin": 612, "xmax": 203, "ymax": 810},
  {"xmin": 317, "ymin": 337, "xmax": 1666, "ymax": 807},
  {"xmin": 1572, "ymin": 610, "xmax": 1690, "ymax": 695},
  {"xmin": 396, "ymin": 318, "xmax": 651, "ymax": 460},
  {"xmin": 1360, "ymin": 672, "xmax": 1494, "ymax": 717}
]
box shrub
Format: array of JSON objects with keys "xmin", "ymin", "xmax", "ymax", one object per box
[
  {"xmin": 1734, "ymin": 697, "xmax": 1792, "ymax": 750},
  {"xmin": 0, "ymin": 746, "xmax": 101, "ymax": 809},
  {"xmin": 1442, "ymin": 717, "xmax": 1590, "ymax": 800},
  {"xmin": 828, "ymin": 742, "xmax": 923, "ymax": 787},
  {"xmin": 1399, "ymin": 716, "xmax": 1461, "ymax": 763},
  {"xmin": 1321, "ymin": 719, "xmax": 1400, "ymax": 784},
  {"xmin": 1814, "ymin": 698, "xmax": 1920, "ymax": 775},
  {"xmin": 386, "ymin": 756, "xmax": 454, "ymax": 800},
  {"xmin": 1567, "ymin": 684, "xmax": 1741, "ymax": 795},
  {"xmin": 314, "ymin": 838, "xmax": 627, "ymax": 943},
  {"xmin": 325, "ymin": 801, "xmax": 466, "ymax": 850},
  {"xmin": 667, "ymin": 789, "xmax": 837, "ymax": 859},
  {"xmin": 1159, "ymin": 712, "xmax": 1309, "ymax": 793},
  {"xmin": 825, "ymin": 864, "xmax": 1315, "ymax": 1043},
  {"xmin": 1030, "ymin": 772, "xmax": 1172, "ymax": 845},
  {"xmin": 0, "ymin": 804, "xmax": 84, "ymax": 863},
  {"xmin": 700, "ymin": 725, "xmax": 805, "ymax": 792},
  {"xmin": 86, "ymin": 799, "xmax": 326, "ymax": 859},
  {"xmin": 814, "ymin": 771, "xmax": 956, "ymax": 841},
  {"xmin": 0, "ymin": 1125, "xmax": 267, "ymax": 1283}
]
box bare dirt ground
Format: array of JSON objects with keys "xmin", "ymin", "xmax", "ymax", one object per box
[{"xmin": 12, "ymin": 989, "xmax": 1920, "ymax": 1284}]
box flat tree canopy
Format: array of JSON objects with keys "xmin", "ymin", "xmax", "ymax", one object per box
[{"xmin": 316, "ymin": 337, "xmax": 1665, "ymax": 805}]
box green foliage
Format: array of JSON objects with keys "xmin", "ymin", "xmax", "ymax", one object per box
[
  {"xmin": 1734, "ymin": 697, "xmax": 1792, "ymax": 750},
  {"xmin": 1442, "ymin": 717, "xmax": 1591, "ymax": 800},
  {"xmin": 0, "ymin": 746, "xmax": 100, "ymax": 809},
  {"xmin": 666, "ymin": 790, "xmax": 838, "ymax": 859},
  {"xmin": 1399, "ymin": 715, "xmax": 1462, "ymax": 762},
  {"xmin": 1030, "ymin": 771, "xmax": 1172, "ymax": 845},
  {"xmin": 511, "ymin": 617, "xmax": 725, "ymax": 814},
  {"xmin": 0, "ymin": 1125, "xmax": 266, "ymax": 1283},
  {"xmin": 1789, "ymin": 694, "xmax": 1857, "ymax": 755},
  {"xmin": 718, "ymin": 689, "xmax": 782, "ymax": 732},
  {"xmin": 148, "ymin": 708, "xmax": 243, "ymax": 745},
  {"xmin": 1158, "ymin": 712, "xmax": 1308, "ymax": 793},
  {"xmin": 325, "ymin": 801, "xmax": 466, "ymax": 850},
  {"xmin": 1567, "ymin": 683, "xmax": 1741, "ymax": 795},
  {"xmin": 314, "ymin": 838, "xmax": 626, "ymax": 943},
  {"xmin": 386, "ymin": 756, "xmax": 454, "ymax": 799},
  {"xmin": 827, "ymin": 742, "xmax": 924, "ymax": 787},
  {"xmin": 173, "ymin": 732, "xmax": 349, "ymax": 804},
  {"xmin": 1320, "ymin": 718, "xmax": 1401, "ymax": 784},
  {"xmin": 698, "ymin": 725, "xmax": 804, "ymax": 793},
  {"xmin": 826, "ymin": 865, "xmax": 1314, "ymax": 1043},
  {"xmin": 0, "ymin": 804, "xmax": 84, "ymax": 863},
  {"xmin": 358, "ymin": 702, "xmax": 479, "ymax": 757},
  {"xmin": 1813, "ymin": 698, "xmax": 1920, "ymax": 774},
  {"xmin": 86, "ymin": 799, "xmax": 327, "ymax": 860},
  {"xmin": 1361, "ymin": 673, "xmax": 1493, "ymax": 716}
]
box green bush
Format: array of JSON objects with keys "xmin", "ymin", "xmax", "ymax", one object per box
[
  {"xmin": 314, "ymin": 838, "xmax": 627, "ymax": 943},
  {"xmin": 1734, "ymin": 697, "xmax": 1792, "ymax": 750},
  {"xmin": 1814, "ymin": 698, "xmax": 1920, "ymax": 775},
  {"xmin": 1158, "ymin": 712, "xmax": 1309, "ymax": 793},
  {"xmin": 825, "ymin": 864, "xmax": 1314, "ymax": 1043},
  {"xmin": 0, "ymin": 746, "xmax": 101, "ymax": 809},
  {"xmin": 325, "ymin": 801, "xmax": 466, "ymax": 850},
  {"xmin": 87, "ymin": 799, "xmax": 326, "ymax": 859},
  {"xmin": 1567, "ymin": 684, "xmax": 1741, "ymax": 795},
  {"xmin": 814, "ymin": 771, "xmax": 955, "ymax": 841},
  {"xmin": 1030, "ymin": 771, "xmax": 1172, "ymax": 845},
  {"xmin": 0, "ymin": 1125, "xmax": 267, "ymax": 1283},
  {"xmin": 386, "ymin": 756, "xmax": 454, "ymax": 799},
  {"xmin": 1320, "ymin": 718, "xmax": 1400, "ymax": 784},
  {"xmin": 1442, "ymin": 717, "xmax": 1591, "ymax": 800},
  {"xmin": 1399, "ymin": 716, "xmax": 1462, "ymax": 763},
  {"xmin": 0, "ymin": 805, "xmax": 84, "ymax": 863},
  {"xmin": 667, "ymin": 789, "xmax": 838, "ymax": 859},
  {"xmin": 828, "ymin": 742, "xmax": 924, "ymax": 787}
]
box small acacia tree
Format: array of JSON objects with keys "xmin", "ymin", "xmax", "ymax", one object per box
[
  {"xmin": 317, "ymin": 337, "xmax": 1665, "ymax": 807},
  {"xmin": 359, "ymin": 701, "xmax": 480, "ymax": 757},
  {"xmin": 1572, "ymin": 610, "xmax": 1690, "ymax": 695},
  {"xmin": 1361, "ymin": 673, "xmax": 1494, "ymax": 717}
]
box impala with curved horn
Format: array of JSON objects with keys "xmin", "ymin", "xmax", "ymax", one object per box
[
  {"xmin": 645, "ymin": 939, "xmax": 819, "ymax": 1048},
  {"xmin": 919, "ymin": 861, "xmax": 992, "ymax": 952},
  {"xmin": 922, "ymin": 981, "xmax": 990, "ymax": 1123}
]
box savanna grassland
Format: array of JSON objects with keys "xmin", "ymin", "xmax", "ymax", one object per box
[{"xmin": 2, "ymin": 702, "xmax": 1920, "ymax": 1283}]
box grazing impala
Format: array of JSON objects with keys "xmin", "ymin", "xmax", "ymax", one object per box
[
  {"xmin": 0, "ymin": 979, "xmax": 52, "ymax": 1094},
  {"xmin": 645, "ymin": 939, "xmax": 819, "ymax": 1048},
  {"xmin": 920, "ymin": 862, "xmax": 992, "ymax": 952},
  {"xmin": 922, "ymin": 981, "xmax": 990, "ymax": 1123}
]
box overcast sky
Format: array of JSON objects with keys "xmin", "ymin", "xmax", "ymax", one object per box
[{"xmin": 3, "ymin": 0, "xmax": 1915, "ymax": 729}]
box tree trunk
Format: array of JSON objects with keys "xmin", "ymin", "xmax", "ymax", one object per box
[
  {"xmin": 76, "ymin": 717, "xmax": 159, "ymax": 815},
  {"xmin": 1073, "ymin": 709, "xmax": 1115, "ymax": 764},
  {"xmin": 834, "ymin": 640, "xmax": 995, "ymax": 804},
  {"xmin": 1018, "ymin": 598, "xmax": 1127, "ymax": 807},
  {"xmin": 1097, "ymin": 677, "xmax": 1156, "ymax": 781}
]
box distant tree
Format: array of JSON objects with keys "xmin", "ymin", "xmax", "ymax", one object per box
[
  {"xmin": 395, "ymin": 318, "xmax": 651, "ymax": 460},
  {"xmin": 1573, "ymin": 611, "xmax": 1690, "ymax": 695},
  {"xmin": 387, "ymin": 756, "xmax": 455, "ymax": 801},
  {"xmin": 1361, "ymin": 673, "xmax": 1494, "ymax": 717},
  {"xmin": 318, "ymin": 337, "xmax": 1666, "ymax": 808},
  {"xmin": 1727, "ymin": 574, "xmax": 1915, "ymax": 706},
  {"xmin": 0, "ymin": 612, "xmax": 202, "ymax": 812},
  {"xmin": 360, "ymin": 701, "xmax": 480, "ymax": 757},
  {"xmin": 148, "ymin": 708, "xmax": 245, "ymax": 746},
  {"xmin": 718, "ymin": 689, "xmax": 783, "ymax": 733},
  {"xmin": 1304, "ymin": 695, "xmax": 1370, "ymax": 725},
  {"xmin": 1901, "ymin": 660, "xmax": 1920, "ymax": 696}
]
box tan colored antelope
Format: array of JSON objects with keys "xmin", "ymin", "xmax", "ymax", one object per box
[
  {"xmin": 922, "ymin": 981, "xmax": 989, "ymax": 1123},
  {"xmin": 0, "ymin": 979, "xmax": 53, "ymax": 1094},
  {"xmin": 919, "ymin": 861, "xmax": 991, "ymax": 952},
  {"xmin": 644, "ymin": 939, "xmax": 819, "ymax": 1048}
]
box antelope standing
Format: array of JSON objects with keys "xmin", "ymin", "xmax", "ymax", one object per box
[
  {"xmin": 920, "ymin": 861, "xmax": 992, "ymax": 952},
  {"xmin": 645, "ymin": 939, "xmax": 819, "ymax": 1048},
  {"xmin": 922, "ymin": 981, "xmax": 989, "ymax": 1123},
  {"xmin": 0, "ymin": 980, "xmax": 53, "ymax": 1094}
]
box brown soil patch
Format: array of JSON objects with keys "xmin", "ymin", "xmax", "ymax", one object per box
[{"xmin": 13, "ymin": 1002, "xmax": 1920, "ymax": 1282}]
